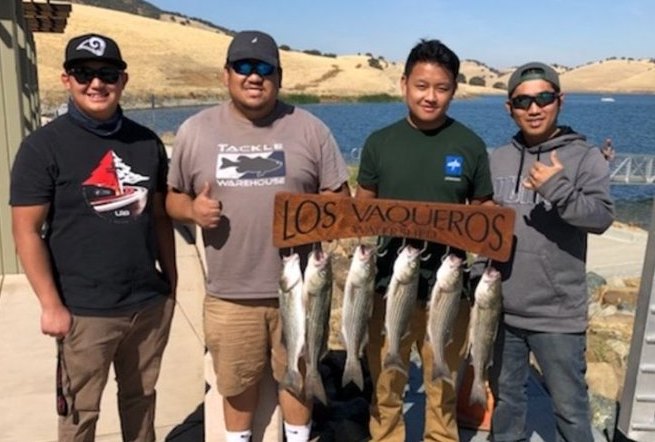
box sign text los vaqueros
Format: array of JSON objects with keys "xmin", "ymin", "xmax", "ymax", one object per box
[{"xmin": 273, "ymin": 192, "xmax": 516, "ymax": 262}]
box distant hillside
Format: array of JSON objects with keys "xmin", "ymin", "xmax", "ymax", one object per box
[
  {"xmin": 68, "ymin": 0, "xmax": 161, "ymax": 19},
  {"xmin": 35, "ymin": 4, "xmax": 655, "ymax": 110},
  {"xmin": 69, "ymin": 0, "xmax": 235, "ymax": 35}
]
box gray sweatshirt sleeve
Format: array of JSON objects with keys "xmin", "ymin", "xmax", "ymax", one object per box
[{"xmin": 537, "ymin": 147, "xmax": 614, "ymax": 234}]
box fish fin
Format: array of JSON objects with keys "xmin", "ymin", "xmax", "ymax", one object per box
[
  {"xmin": 358, "ymin": 332, "xmax": 369, "ymax": 358},
  {"xmin": 431, "ymin": 362, "xmax": 453, "ymax": 384},
  {"xmin": 305, "ymin": 366, "xmax": 328, "ymax": 405},
  {"xmin": 341, "ymin": 355, "xmax": 364, "ymax": 391},
  {"xmin": 382, "ymin": 352, "xmax": 406, "ymax": 375},
  {"xmin": 281, "ymin": 368, "xmax": 304, "ymax": 398}
]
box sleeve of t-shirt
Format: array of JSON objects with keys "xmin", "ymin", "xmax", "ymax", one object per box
[
  {"xmin": 318, "ymin": 128, "xmax": 349, "ymax": 192},
  {"xmin": 9, "ymin": 139, "xmax": 56, "ymax": 206},
  {"xmin": 167, "ymin": 121, "xmax": 194, "ymax": 196},
  {"xmin": 356, "ymin": 135, "xmax": 379, "ymax": 188}
]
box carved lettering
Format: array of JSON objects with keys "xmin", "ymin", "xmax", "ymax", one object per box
[{"xmin": 273, "ymin": 193, "xmax": 516, "ymax": 261}]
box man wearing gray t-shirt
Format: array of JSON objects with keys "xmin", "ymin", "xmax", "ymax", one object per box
[{"xmin": 166, "ymin": 30, "xmax": 349, "ymax": 442}]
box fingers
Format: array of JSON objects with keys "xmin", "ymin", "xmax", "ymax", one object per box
[
  {"xmin": 199, "ymin": 181, "xmax": 212, "ymax": 197},
  {"xmin": 550, "ymin": 150, "xmax": 562, "ymax": 168}
]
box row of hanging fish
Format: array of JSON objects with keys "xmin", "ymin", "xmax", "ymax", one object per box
[{"xmin": 278, "ymin": 242, "xmax": 502, "ymax": 408}]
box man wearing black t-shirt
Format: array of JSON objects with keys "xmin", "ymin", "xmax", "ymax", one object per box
[{"xmin": 10, "ymin": 33, "xmax": 176, "ymax": 441}]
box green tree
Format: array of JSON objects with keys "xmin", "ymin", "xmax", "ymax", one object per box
[{"xmin": 469, "ymin": 76, "xmax": 486, "ymax": 87}]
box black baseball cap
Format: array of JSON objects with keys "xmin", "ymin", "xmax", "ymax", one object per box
[
  {"xmin": 63, "ymin": 33, "xmax": 127, "ymax": 70},
  {"xmin": 226, "ymin": 30, "xmax": 280, "ymax": 68},
  {"xmin": 507, "ymin": 62, "xmax": 560, "ymax": 96}
]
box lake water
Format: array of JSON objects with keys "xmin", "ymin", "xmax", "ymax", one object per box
[{"xmin": 125, "ymin": 94, "xmax": 655, "ymax": 227}]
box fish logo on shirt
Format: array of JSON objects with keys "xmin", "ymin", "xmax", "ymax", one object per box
[
  {"xmin": 220, "ymin": 154, "xmax": 283, "ymax": 178},
  {"xmin": 444, "ymin": 155, "xmax": 463, "ymax": 177}
]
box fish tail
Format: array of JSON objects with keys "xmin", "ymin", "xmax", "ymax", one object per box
[
  {"xmin": 305, "ymin": 366, "xmax": 328, "ymax": 405},
  {"xmin": 341, "ymin": 354, "xmax": 364, "ymax": 390},
  {"xmin": 382, "ymin": 351, "xmax": 406, "ymax": 375},
  {"xmin": 468, "ymin": 378, "xmax": 488, "ymax": 409},
  {"xmin": 281, "ymin": 368, "xmax": 304, "ymax": 398},
  {"xmin": 220, "ymin": 158, "xmax": 237, "ymax": 168}
]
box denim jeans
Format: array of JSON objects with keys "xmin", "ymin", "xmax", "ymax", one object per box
[{"xmin": 489, "ymin": 323, "xmax": 594, "ymax": 442}]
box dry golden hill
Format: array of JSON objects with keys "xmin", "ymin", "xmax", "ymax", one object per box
[
  {"xmin": 562, "ymin": 59, "xmax": 655, "ymax": 93},
  {"xmin": 34, "ymin": 4, "xmax": 654, "ymax": 110},
  {"xmin": 34, "ymin": 4, "xmax": 503, "ymax": 109}
]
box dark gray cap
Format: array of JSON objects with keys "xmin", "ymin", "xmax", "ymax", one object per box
[
  {"xmin": 64, "ymin": 33, "xmax": 126, "ymax": 70},
  {"xmin": 226, "ymin": 30, "xmax": 280, "ymax": 67},
  {"xmin": 507, "ymin": 61, "xmax": 560, "ymax": 96}
]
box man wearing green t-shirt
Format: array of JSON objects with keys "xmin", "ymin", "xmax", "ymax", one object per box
[{"xmin": 355, "ymin": 39, "xmax": 493, "ymax": 442}]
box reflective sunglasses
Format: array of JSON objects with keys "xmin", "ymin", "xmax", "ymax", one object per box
[
  {"xmin": 510, "ymin": 91, "xmax": 559, "ymax": 110},
  {"xmin": 230, "ymin": 59, "xmax": 276, "ymax": 77},
  {"xmin": 67, "ymin": 66, "xmax": 122, "ymax": 84}
]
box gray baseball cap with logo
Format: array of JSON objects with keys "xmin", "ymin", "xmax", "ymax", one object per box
[{"xmin": 507, "ymin": 62, "xmax": 560, "ymax": 96}]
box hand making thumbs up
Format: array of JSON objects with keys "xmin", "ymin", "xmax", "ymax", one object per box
[
  {"xmin": 523, "ymin": 150, "xmax": 564, "ymax": 191},
  {"xmin": 192, "ymin": 181, "xmax": 222, "ymax": 228}
]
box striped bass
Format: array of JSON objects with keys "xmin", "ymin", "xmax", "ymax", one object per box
[
  {"xmin": 279, "ymin": 253, "xmax": 305, "ymax": 397},
  {"xmin": 427, "ymin": 253, "xmax": 464, "ymax": 382},
  {"xmin": 383, "ymin": 244, "xmax": 421, "ymax": 374},
  {"xmin": 303, "ymin": 249, "xmax": 333, "ymax": 405},
  {"xmin": 468, "ymin": 266, "xmax": 502, "ymax": 407},
  {"xmin": 341, "ymin": 244, "xmax": 376, "ymax": 390}
]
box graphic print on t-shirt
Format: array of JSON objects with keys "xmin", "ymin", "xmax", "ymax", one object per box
[
  {"xmin": 444, "ymin": 154, "xmax": 464, "ymax": 182},
  {"xmin": 215, "ymin": 142, "xmax": 286, "ymax": 187},
  {"xmin": 82, "ymin": 150, "xmax": 149, "ymax": 220}
]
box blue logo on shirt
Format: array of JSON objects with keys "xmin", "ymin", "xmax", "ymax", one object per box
[{"xmin": 444, "ymin": 155, "xmax": 463, "ymax": 177}]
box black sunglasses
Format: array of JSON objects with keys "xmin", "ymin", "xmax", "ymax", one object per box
[
  {"xmin": 67, "ymin": 66, "xmax": 122, "ymax": 84},
  {"xmin": 230, "ymin": 59, "xmax": 276, "ymax": 77},
  {"xmin": 510, "ymin": 91, "xmax": 559, "ymax": 110}
]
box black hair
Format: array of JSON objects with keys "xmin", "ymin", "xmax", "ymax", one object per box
[{"xmin": 403, "ymin": 39, "xmax": 460, "ymax": 81}]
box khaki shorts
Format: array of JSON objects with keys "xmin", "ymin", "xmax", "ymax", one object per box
[{"xmin": 204, "ymin": 295, "xmax": 287, "ymax": 397}]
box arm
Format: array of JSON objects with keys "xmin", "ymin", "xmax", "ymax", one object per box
[
  {"xmin": 153, "ymin": 192, "xmax": 178, "ymax": 295},
  {"xmin": 355, "ymin": 183, "xmax": 377, "ymax": 199},
  {"xmin": 11, "ymin": 205, "xmax": 71, "ymax": 338},
  {"xmin": 530, "ymin": 150, "xmax": 614, "ymax": 234},
  {"xmin": 320, "ymin": 182, "xmax": 351, "ymax": 197}
]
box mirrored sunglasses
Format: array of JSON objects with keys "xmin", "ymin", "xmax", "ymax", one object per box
[
  {"xmin": 67, "ymin": 66, "xmax": 122, "ymax": 85},
  {"xmin": 231, "ymin": 59, "xmax": 276, "ymax": 77},
  {"xmin": 510, "ymin": 91, "xmax": 559, "ymax": 110}
]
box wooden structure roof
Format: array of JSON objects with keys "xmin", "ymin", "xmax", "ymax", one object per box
[{"xmin": 23, "ymin": 1, "xmax": 71, "ymax": 33}]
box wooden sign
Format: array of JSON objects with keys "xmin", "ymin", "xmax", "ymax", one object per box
[{"xmin": 273, "ymin": 192, "xmax": 516, "ymax": 262}]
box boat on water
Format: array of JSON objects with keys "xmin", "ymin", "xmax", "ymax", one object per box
[{"xmin": 601, "ymin": 97, "xmax": 616, "ymax": 102}]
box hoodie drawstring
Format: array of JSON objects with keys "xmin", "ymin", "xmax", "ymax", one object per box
[{"xmin": 514, "ymin": 146, "xmax": 526, "ymax": 195}]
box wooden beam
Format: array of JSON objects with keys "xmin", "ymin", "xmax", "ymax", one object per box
[
  {"xmin": 25, "ymin": 17, "xmax": 67, "ymax": 32},
  {"xmin": 22, "ymin": 2, "xmax": 71, "ymax": 19}
]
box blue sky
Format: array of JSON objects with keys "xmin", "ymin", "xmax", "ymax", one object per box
[{"xmin": 149, "ymin": 0, "xmax": 654, "ymax": 69}]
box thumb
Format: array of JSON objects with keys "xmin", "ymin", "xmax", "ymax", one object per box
[
  {"xmin": 199, "ymin": 181, "xmax": 212, "ymax": 198},
  {"xmin": 550, "ymin": 150, "xmax": 562, "ymax": 167}
]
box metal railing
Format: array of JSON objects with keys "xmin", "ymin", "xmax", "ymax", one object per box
[{"xmin": 610, "ymin": 154, "xmax": 655, "ymax": 185}]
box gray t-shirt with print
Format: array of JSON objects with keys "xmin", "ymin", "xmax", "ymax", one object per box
[{"xmin": 168, "ymin": 101, "xmax": 349, "ymax": 299}]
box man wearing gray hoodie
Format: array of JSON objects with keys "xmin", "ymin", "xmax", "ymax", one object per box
[{"xmin": 488, "ymin": 62, "xmax": 614, "ymax": 442}]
